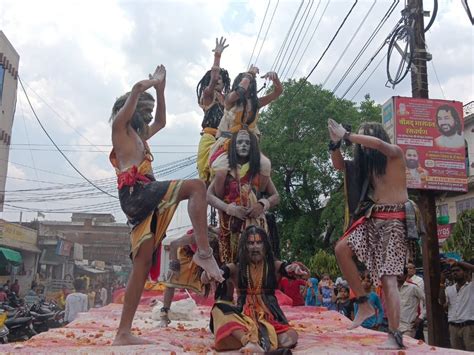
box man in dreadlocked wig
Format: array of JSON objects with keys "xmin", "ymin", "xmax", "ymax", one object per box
[
  {"xmin": 203, "ymin": 225, "xmax": 308, "ymax": 353},
  {"xmin": 328, "ymin": 119, "xmax": 425, "ymax": 350},
  {"xmin": 207, "ymin": 129, "xmax": 280, "ymax": 264},
  {"xmin": 196, "ymin": 37, "xmax": 231, "ymax": 182},
  {"xmin": 207, "ymin": 64, "xmax": 282, "ymax": 192},
  {"xmin": 109, "ymin": 65, "xmax": 224, "ymax": 346}
]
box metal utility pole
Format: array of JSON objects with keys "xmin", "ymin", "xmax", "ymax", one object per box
[{"xmin": 408, "ymin": 0, "xmax": 446, "ymax": 346}]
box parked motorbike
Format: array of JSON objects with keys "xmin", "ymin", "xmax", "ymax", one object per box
[
  {"xmin": 0, "ymin": 310, "xmax": 9, "ymax": 344},
  {"xmin": 2, "ymin": 305, "xmax": 36, "ymax": 342}
]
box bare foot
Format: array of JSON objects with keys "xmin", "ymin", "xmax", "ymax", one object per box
[
  {"xmin": 378, "ymin": 333, "xmax": 403, "ymax": 350},
  {"xmin": 240, "ymin": 341, "xmax": 264, "ymax": 353},
  {"xmin": 159, "ymin": 314, "xmax": 171, "ymax": 328},
  {"xmin": 113, "ymin": 332, "xmax": 154, "ymax": 346},
  {"xmin": 348, "ymin": 301, "xmax": 374, "ymax": 330},
  {"xmin": 192, "ymin": 253, "xmax": 224, "ymax": 283}
]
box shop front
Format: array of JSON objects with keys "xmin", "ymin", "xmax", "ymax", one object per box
[{"xmin": 0, "ymin": 219, "xmax": 41, "ymax": 296}]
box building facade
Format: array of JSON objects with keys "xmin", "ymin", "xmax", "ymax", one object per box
[
  {"xmin": 436, "ymin": 104, "xmax": 474, "ymax": 244},
  {"xmin": 0, "ymin": 31, "xmax": 20, "ymax": 212}
]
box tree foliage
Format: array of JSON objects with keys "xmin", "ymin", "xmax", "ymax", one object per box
[
  {"xmin": 308, "ymin": 250, "xmax": 341, "ymax": 279},
  {"xmin": 259, "ymin": 80, "xmax": 381, "ymax": 265},
  {"xmin": 443, "ymin": 209, "xmax": 474, "ymax": 261}
]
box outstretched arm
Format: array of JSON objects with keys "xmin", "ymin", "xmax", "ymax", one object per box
[
  {"xmin": 328, "ymin": 118, "xmax": 403, "ymax": 159},
  {"xmin": 146, "ymin": 65, "xmax": 167, "ymax": 139},
  {"xmin": 202, "ymin": 37, "xmax": 229, "ymax": 107},
  {"xmin": 258, "ymin": 72, "xmax": 283, "ymax": 108}
]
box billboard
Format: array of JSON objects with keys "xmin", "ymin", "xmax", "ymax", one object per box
[{"xmin": 382, "ymin": 97, "xmax": 467, "ymax": 192}]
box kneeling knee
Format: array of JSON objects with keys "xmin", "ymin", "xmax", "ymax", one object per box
[{"xmin": 279, "ymin": 330, "xmax": 298, "ymax": 348}]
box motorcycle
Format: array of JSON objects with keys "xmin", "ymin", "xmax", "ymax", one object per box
[
  {"xmin": 0, "ymin": 310, "xmax": 9, "ymax": 344},
  {"xmin": 2, "ymin": 305, "xmax": 36, "ymax": 342}
]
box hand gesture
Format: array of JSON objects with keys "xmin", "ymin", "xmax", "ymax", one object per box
[
  {"xmin": 261, "ymin": 71, "xmax": 279, "ymax": 82},
  {"xmin": 285, "ymin": 262, "xmax": 309, "ymax": 277},
  {"xmin": 149, "ymin": 64, "xmax": 166, "ymax": 91},
  {"xmin": 213, "ymin": 37, "xmax": 229, "ymax": 56},
  {"xmin": 328, "ymin": 118, "xmax": 347, "ymax": 141},
  {"xmin": 247, "ymin": 203, "xmax": 264, "ymax": 219},
  {"xmin": 225, "ymin": 203, "xmax": 248, "ymax": 220}
]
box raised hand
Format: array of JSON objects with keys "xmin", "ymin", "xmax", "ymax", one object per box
[
  {"xmin": 213, "ymin": 37, "xmax": 229, "ymax": 56},
  {"xmin": 328, "ymin": 118, "xmax": 347, "ymax": 141},
  {"xmin": 285, "ymin": 262, "xmax": 309, "ymax": 277},
  {"xmin": 148, "ymin": 64, "xmax": 166, "ymax": 91},
  {"xmin": 261, "ymin": 71, "xmax": 279, "ymax": 82}
]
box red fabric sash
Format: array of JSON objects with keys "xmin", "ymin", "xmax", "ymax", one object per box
[
  {"xmin": 116, "ymin": 165, "xmax": 151, "ymax": 189},
  {"xmin": 341, "ymin": 210, "xmax": 406, "ymax": 240}
]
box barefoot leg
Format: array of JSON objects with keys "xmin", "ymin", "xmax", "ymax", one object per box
[
  {"xmin": 159, "ymin": 287, "xmax": 174, "ymax": 327},
  {"xmin": 177, "ymin": 179, "xmax": 223, "ymax": 282},
  {"xmin": 381, "ymin": 275, "xmax": 400, "ymax": 330},
  {"xmin": 113, "ymin": 237, "xmax": 154, "ymax": 346}
]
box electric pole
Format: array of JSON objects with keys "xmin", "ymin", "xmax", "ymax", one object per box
[{"xmin": 408, "ymin": 0, "xmax": 446, "ymax": 346}]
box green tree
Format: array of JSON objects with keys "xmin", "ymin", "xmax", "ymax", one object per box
[
  {"xmin": 308, "ymin": 250, "xmax": 341, "ymax": 279},
  {"xmin": 443, "ymin": 209, "xmax": 473, "ymax": 260},
  {"xmin": 259, "ymin": 80, "xmax": 377, "ymax": 263}
]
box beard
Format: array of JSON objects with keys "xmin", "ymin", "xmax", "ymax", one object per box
[
  {"xmin": 439, "ymin": 123, "xmax": 457, "ymax": 136},
  {"xmin": 131, "ymin": 112, "xmax": 149, "ymax": 137},
  {"xmin": 406, "ymin": 159, "xmax": 419, "ymax": 169}
]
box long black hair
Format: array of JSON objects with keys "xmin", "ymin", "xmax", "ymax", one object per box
[
  {"xmin": 231, "ymin": 73, "xmax": 259, "ymax": 127},
  {"xmin": 435, "ymin": 104, "xmax": 462, "ymax": 135},
  {"xmin": 196, "ymin": 68, "xmax": 231, "ymax": 102},
  {"xmin": 109, "ymin": 91, "xmax": 154, "ymax": 138},
  {"xmin": 353, "ymin": 122, "xmax": 391, "ymax": 184},
  {"xmin": 228, "ymin": 130, "xmax": 261, "ymax": 179},
  {"xmin": 237, "ymin": 225, "xmax": 277, "ymax": 296}
]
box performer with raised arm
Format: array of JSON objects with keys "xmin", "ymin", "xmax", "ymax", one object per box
[
  {"xmin": 109, "ymin": 65, "xmax": 223, "ymax": 345},
  {"xmin": 208, "ymin": 65, "xmax": 283, "ymax": 186},
  {"xmin": 203, "ymin": 225, "xmax": 307, "ymax": 353},
  {"xmin": 328, "ymin": 118, "xmax": 423, "ymax": 350},
  {"xmin": 207, "ymin": 129, "xmax": 280, "ymax": 264},
  {"xmin": 196, "ymin": 37, "xmax": 231, "ymax": 182}
]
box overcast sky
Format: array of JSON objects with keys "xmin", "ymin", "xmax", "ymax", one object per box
[{"xmin": 0, "ymin": 0, "xmax": 472, "ymax": 226}]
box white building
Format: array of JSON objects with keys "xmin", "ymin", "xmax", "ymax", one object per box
[{"xmin": 0, "ymin": 31, "xmax": 20, "ymax": 212}]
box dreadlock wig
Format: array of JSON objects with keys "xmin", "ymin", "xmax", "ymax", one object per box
[
  {"xmin": 196, "ymin": 69, "xmax": 230, "ymax": 129},
  {"xmin": 228, "ymin": 130, "xmax": 261, "ymax": 178},
  {"xmin": 353, "ymin": 122, "xmax": 392, "ymax": 184},
  {"xmin": 231, "ymin": 73, "xmax": 259, "ymax": 127},
  {"xmin": 109, "ymin": 91, "xmax": 155, "ymax": 138}
]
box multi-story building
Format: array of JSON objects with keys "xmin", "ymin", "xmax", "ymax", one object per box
[
  {"xmin": 0, "ymin": 31, "xmax": 20, "ymax": 212},
  {"xmin": 436, "ymin": 102, "xmax": 474, "ymax": 244}
]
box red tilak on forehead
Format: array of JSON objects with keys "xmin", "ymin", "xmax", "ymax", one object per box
[{"xmin": 248, "ymin": 234, "xmax": 262, "ymax": 242}]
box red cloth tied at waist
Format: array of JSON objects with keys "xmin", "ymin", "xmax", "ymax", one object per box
[{"xmin": 117, "ymin": 165, "xmax": 151, "ymax": 189}]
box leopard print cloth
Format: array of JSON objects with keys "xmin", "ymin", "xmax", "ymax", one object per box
[{"xmin": 346, "ymin": 203, "xmax": 413, "ymax": 287}]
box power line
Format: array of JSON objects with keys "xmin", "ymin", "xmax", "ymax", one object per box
[
  {"xmin": 18, "ymin": 76, "xmax": 118, "ymax": 199},
  {"xmin": 321, "ymin": 0, "xmax": 377, "ymax": 87},
  {"xmin": 281, "ymin": 0, "xmax": 316, "ymax": 81},
  {"xmin": 332, "ymin": 0, "xmax": 399, "ymax": 94},
  {"xmin": 253, "ymin": 0, "xmax": 280, "ymax": 66},
  {"xmin": 350, "ymin": 52, "xmax": 387, "ymax": 101},
  {"xmin": 270, "ymin": 0, "xmax": 305, "ymax": 73},
  {"xmin": 248, "ymin": 0, "xmax": 272, "ymax": 68},
  {"xmin": 289, "ymin": 0, "xmax": 329, "ymax": 79},
  {"xmin": 284, "ymin": 0, "xmax": 322, "ymax": 80},
  {"xmin": 302, "ymin": 0, "xmax": 359, "ymax": 83}
]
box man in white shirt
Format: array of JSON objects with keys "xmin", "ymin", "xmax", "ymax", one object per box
[
  {"xmin": 65, "ymin": 279, "xmax": 88, "ymax": 323},
  {"xmin": 397, "ymin": 270, "xmax": 425, "ymax": 338},
  {"xmin": 440, "ymin": 262, "xmax": 473, "ymax": 351},
  {"xmin": 100, "ymin": 284, "xmax": 108, "ymax": 307}
]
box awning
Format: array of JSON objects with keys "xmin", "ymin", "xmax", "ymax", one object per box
[
  {"xmin": 75, "ymin": 264, "xmax": 109, "ymax": 274},
  {"xmin": 0, "ymin": 247, "xmax": 22, "ymax": 266}
]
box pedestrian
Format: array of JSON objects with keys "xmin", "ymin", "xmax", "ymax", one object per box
[
  {"xmin": 353, "ymin": 271, "xmax": 384, "ymax": 331},
  {"xmin": 336, "ymin": 285, "xmax": 353, "ymax": 320},
  {"xmin": 100, "ymin": 284, "xmax": 108, "ymax": 307},
  {"xmin": 439, "ymin": 262, "xmax": 473, "ymax": 351},
  {"xmin": 65, "ymin": 279, "xmax": 88, "ymax": 323},
  {"xmin": 11, "ymin": 279, "xmax": 20, "ymax": 296},
  {"xmin": 398, "ymin": 268, "xmax": 425, "ymax": 338},
  {"xmin": 318, "ymin": 274, "xmax": 336, "ymax": 310},
  {"xmin": 305, "ymin": 273, "xmax": 319, "ymax": 306}
]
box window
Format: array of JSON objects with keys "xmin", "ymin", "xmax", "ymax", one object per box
[
  {"xmin": 0, "ymin": 64, "xmax": 4, "ymax": 104},
  {"xmin": 456, "ymin": 197, "xmax": 474, "ymax": 215}
]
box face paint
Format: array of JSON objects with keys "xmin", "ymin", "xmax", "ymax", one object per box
[
  {"xmin": 247, "ymin": 233, "xmax": 264, "ymax": 263},
  {"xmin": 236, "ymin": 130, "xmax": 251, "ymax": 158}
]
